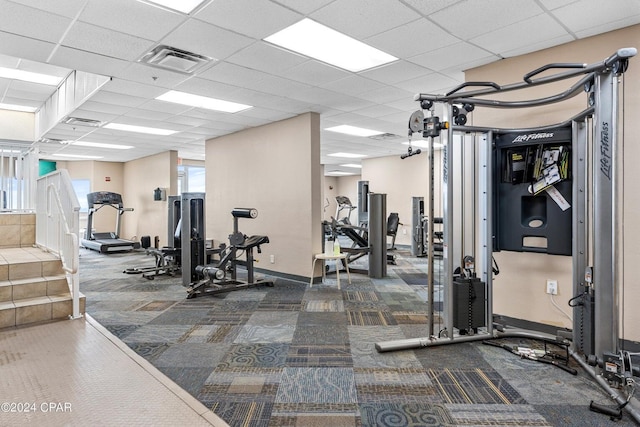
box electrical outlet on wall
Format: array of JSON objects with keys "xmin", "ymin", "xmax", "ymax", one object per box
[
  {"xmin": 270, "ymin": 255, "xmax": 275, "ymax": 264},
  {"xmin": 546, "ymin": 279, "xmax": 558, "ymax": 295}
]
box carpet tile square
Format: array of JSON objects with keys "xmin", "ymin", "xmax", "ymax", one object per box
[
  {"xmin": 275, "ymin": 367, "xmax": 357, "ymax": 404},
  {"xmin": 291, "ymin": 324, "xmax": 349, "ymax": 345},
  {"xmin": 218, "ymin": 343, "xmax": 290, "ymax": 368},
  {"xmin": 359, "ymin": 402, "xmax": 454, "ymax": 426},
  {"xmin": 233, "ymin": 324, "xmax": 296, "ymax": 343},
  {"xmin": 286, "ymin": 344, "xmax": 353, "ymax": 367}
]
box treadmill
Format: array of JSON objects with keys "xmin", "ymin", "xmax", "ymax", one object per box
[{"xmin": 81, "ymin": 191, "xmax": 140, "ymax": 253}]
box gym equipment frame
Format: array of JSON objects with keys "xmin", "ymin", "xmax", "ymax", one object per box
[
  {"xmin": 123, "ymin": 195, "xmax": 182, "ymax": 279},
  {"xmin": 186, "ymin": 207, "xmax": 272, "ymax": 298},
  {"xmin": 375, "ymin": 48, "xmax": 639, "ymax": 422}
]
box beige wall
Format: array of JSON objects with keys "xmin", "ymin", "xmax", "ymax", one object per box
[
  {"xmin": 122, "ymin": 150, "xmax": 178, "ymax": 246},
  {"xmin": 322, "ymin": 175, "xmax": 339, "ymax": 222},
  {"xmin": 205, "ymin": 113, "xmax": 321, "ymax": 279},
  {"xmin": 360, "ymin": 150, "xmax": 443, "ymax": 247},
  {"xmin": 465, "ymin": 25, "xmax": 640, "ymax": 339}
]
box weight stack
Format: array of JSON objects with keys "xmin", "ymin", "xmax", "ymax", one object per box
[{"xmin": 452, "ymin": 277, "xmax": 486, "ymax": 334}]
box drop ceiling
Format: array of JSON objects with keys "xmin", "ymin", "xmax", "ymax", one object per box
[{"xmin": 0, "ymin": 0, "xmax": 638, "ymax": 174}]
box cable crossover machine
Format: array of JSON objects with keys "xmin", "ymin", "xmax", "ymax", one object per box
[{"xmin": 375, "ymin": 48, "xmax": 640, "ymax": 423}]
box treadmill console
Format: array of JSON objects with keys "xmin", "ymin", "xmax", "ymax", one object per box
[{"xmin": 87, "ymin": 191, "xmax": 123, "ymax": 206}]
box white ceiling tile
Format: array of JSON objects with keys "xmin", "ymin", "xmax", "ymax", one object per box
[
  {"xmin": 0, "ymin": 32, "xmax": 56, "ymax": 63},
  {"xmin": 49, "ymin": 46, "xmax": 130, "ymax": 77},
  {"xmin": 310, "ymin": 0, "xmax": 420, "ymax": 39},
  {"xmin": 79, "ymin": 100, "xmax": 133, "ymax": 116},
  {"xmin": 172, "ymin": 77, "xmax": 243, "ymax": 100},
  {"xmin": 161, "ymin": 19, "xmax": 254, "ymax": 61},
  {"xmin": 400, "ymin": 0, "xmax": 465, "ymax": 16},
  {"xmin": 226, "ymin": 42, "xmax": 308, "ymax": 74},
  {"xmin": 361, "ymin": 60, "xmax": 434, "ymax": 85},
  {"xmin": 112, "ymin": 62, "xmax": 191, "ymax": 88},
  {"xmin": 357, "ymin": 85, "xmax": 414, "ymax": 105},
  {"xmin": 79, "ymin": 0, "xmax": 185, "ymax": 40},
  {"xmin": 410, "ymin": 42, "xmax": 499, "ymax": 72},
  {"xmin": 198, "ymin": 62, "xmax": 271, "ymax": 87},
  {"xmin": 62, "ymin": 22, "xmax": 155, "ymax": 61},
  {"xmin": 194, "ymin": 0, "xmax": 302, "ymax": 39},
  {"xmin": 6, "ymin": 80, "xmax": 57, "ymax": 97},
  {"xmin": 163, "ymin": 115, "xmax": 210, "ymax": 127},
  {"xmin": 500, "ymin": 34, "xmax": 575, "ymax": 58},
  {"xmin": 355, "ymin": 104, "xmax": 405, "ymax": 119},
  {"xmin": 538, "ymin": 0, "xmax": 581, "ymax": 10},
  {"xmin": 552, "ymin": 0, "xmax": 640, "ymax": 35},
  {"xmin": 320, "ymin": 75, "xmax": 387, "ymax": 97},
  {"xmin": 121, "ymin": 108, "xmax": 174, "ymax": 122},
  {"xmin": 7, "ymin": 0, "xmax": 87, "ymax": 18},
  {"xmin": 270, "ymin": 0, "xmax": 335, "ymax": 14},
  {"xmin": 103, "ymin": 79, "xmax": 167, "ymax": 99},
  {"xmin": 279, "ymin": 60, "xmax": 351, "ymax": 86},
  {"xmin": 386, "ymin": 97, "xmax": 421, "ymax": 112},
  {"xmin": 89, "ymin": 91, "xmax": 147, "ymax": 108},
  {"xmin": 472, "ymin": 14, "xmax": 570, "ymax": 56},
  {"xmin": 286, "ymin": 87, "xmax": 373, "ymax": 111},
  {"xmin": 241, "ymin": 108, "xmax": 294, "ymax": 122},
  {"xmin": 0, "ymin": 0, "xmax": 72, "ymax": 43},
  {"xmin": 574, "ymin": 16, "xmax": 640, "ymax": 38},
  {"xmin": 254, "ymin": 95, "xmax": 313, "ymax": 114},
  {"xmin": 137, "ymin": 99, "xmax": 194, "ymax": 115},
  {"xmin": 365, "ymin": 18, "xmax": 459, "ymax": 58},
  {"xmin": 432, "ymin": 0, "xmax": 545, "ymax": 40},
  {"xmin": 394, "ymin": 72, "xmax": 461, "ymax": 94}
]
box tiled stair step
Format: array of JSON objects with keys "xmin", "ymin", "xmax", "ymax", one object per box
[
  {"xmin": 0, "ymin": 293, "xmax": 86, "ymax": 328},
  {"xmin": 0, "ymin": 275, "xmax": 70, "ymax": 302},
  {"xmin": 2, "ymin": 257, "xmax": 65, "ymax": 282}
]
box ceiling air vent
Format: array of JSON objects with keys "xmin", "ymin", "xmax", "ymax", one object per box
[
  {"xmin": 368, "ymin": 133, "xmax": 404, "ymax": 142},
  {"xmin": 63, "ymin": 117, "xmax": 103, "ymax": 127},
  {"xmin": 139, "ymin": 45, "xmax": 213, "ymax": 74},
  {"xmin": 38, "ymin": 138, "xmax": 64, "ymax": 144}
]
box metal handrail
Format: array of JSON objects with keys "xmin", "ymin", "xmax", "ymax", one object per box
[
  {"xmin": 36, "ymin": 170, "xmax": 81, "ymax": 320},
  {"xmin": 46, "ymin": 184, "xmax": 78, "ymax": 275}
]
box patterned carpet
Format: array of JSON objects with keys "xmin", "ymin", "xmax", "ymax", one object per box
[{"xmin": 79, "ymin": 247, "xmax": 636, "ymax": 427}]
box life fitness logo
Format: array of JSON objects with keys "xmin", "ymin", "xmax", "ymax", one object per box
[{"xmin": 511, "ymin": 132, "xmax": 554, "ymax": 143}]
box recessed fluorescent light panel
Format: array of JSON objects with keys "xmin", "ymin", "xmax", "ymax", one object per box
[
  {"xmin": 264, "ymin": 18, "xmax": 398, "ymax": 72},
  {"xmin": 103, "ymin": 123, "xmax": 177, "ymax": 136},
  {"xmin": 326, "ymin": 125, "xmax": 384, "ymax": 137},
  {"xmin": 327, "ymin": 171, "xmax": 355, "ymax": 176},
  {"xmin": 0, "ymin": 66, "xmax": 62, "ymax": 85},
  {"xmin": 0, "ymin": 103, "xmax": 37, "ymax": 113},
  {"xmin": 157, "ymin": 90, "xmax": 252, "ymax": 113},
  {"xmin": 71, "ymin": 141, "xmax": 133, "ymax": 150},
  {"xmin": 142, "ymin": 0, "xmax": 205, "ymax": 14},
  {"xmin": 327, "ymin": 152, "xmax": 367, "ymax": 158},
  {"xmin": 341, "ymin": 164, "xmax": 362, "ymax": 169}
]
